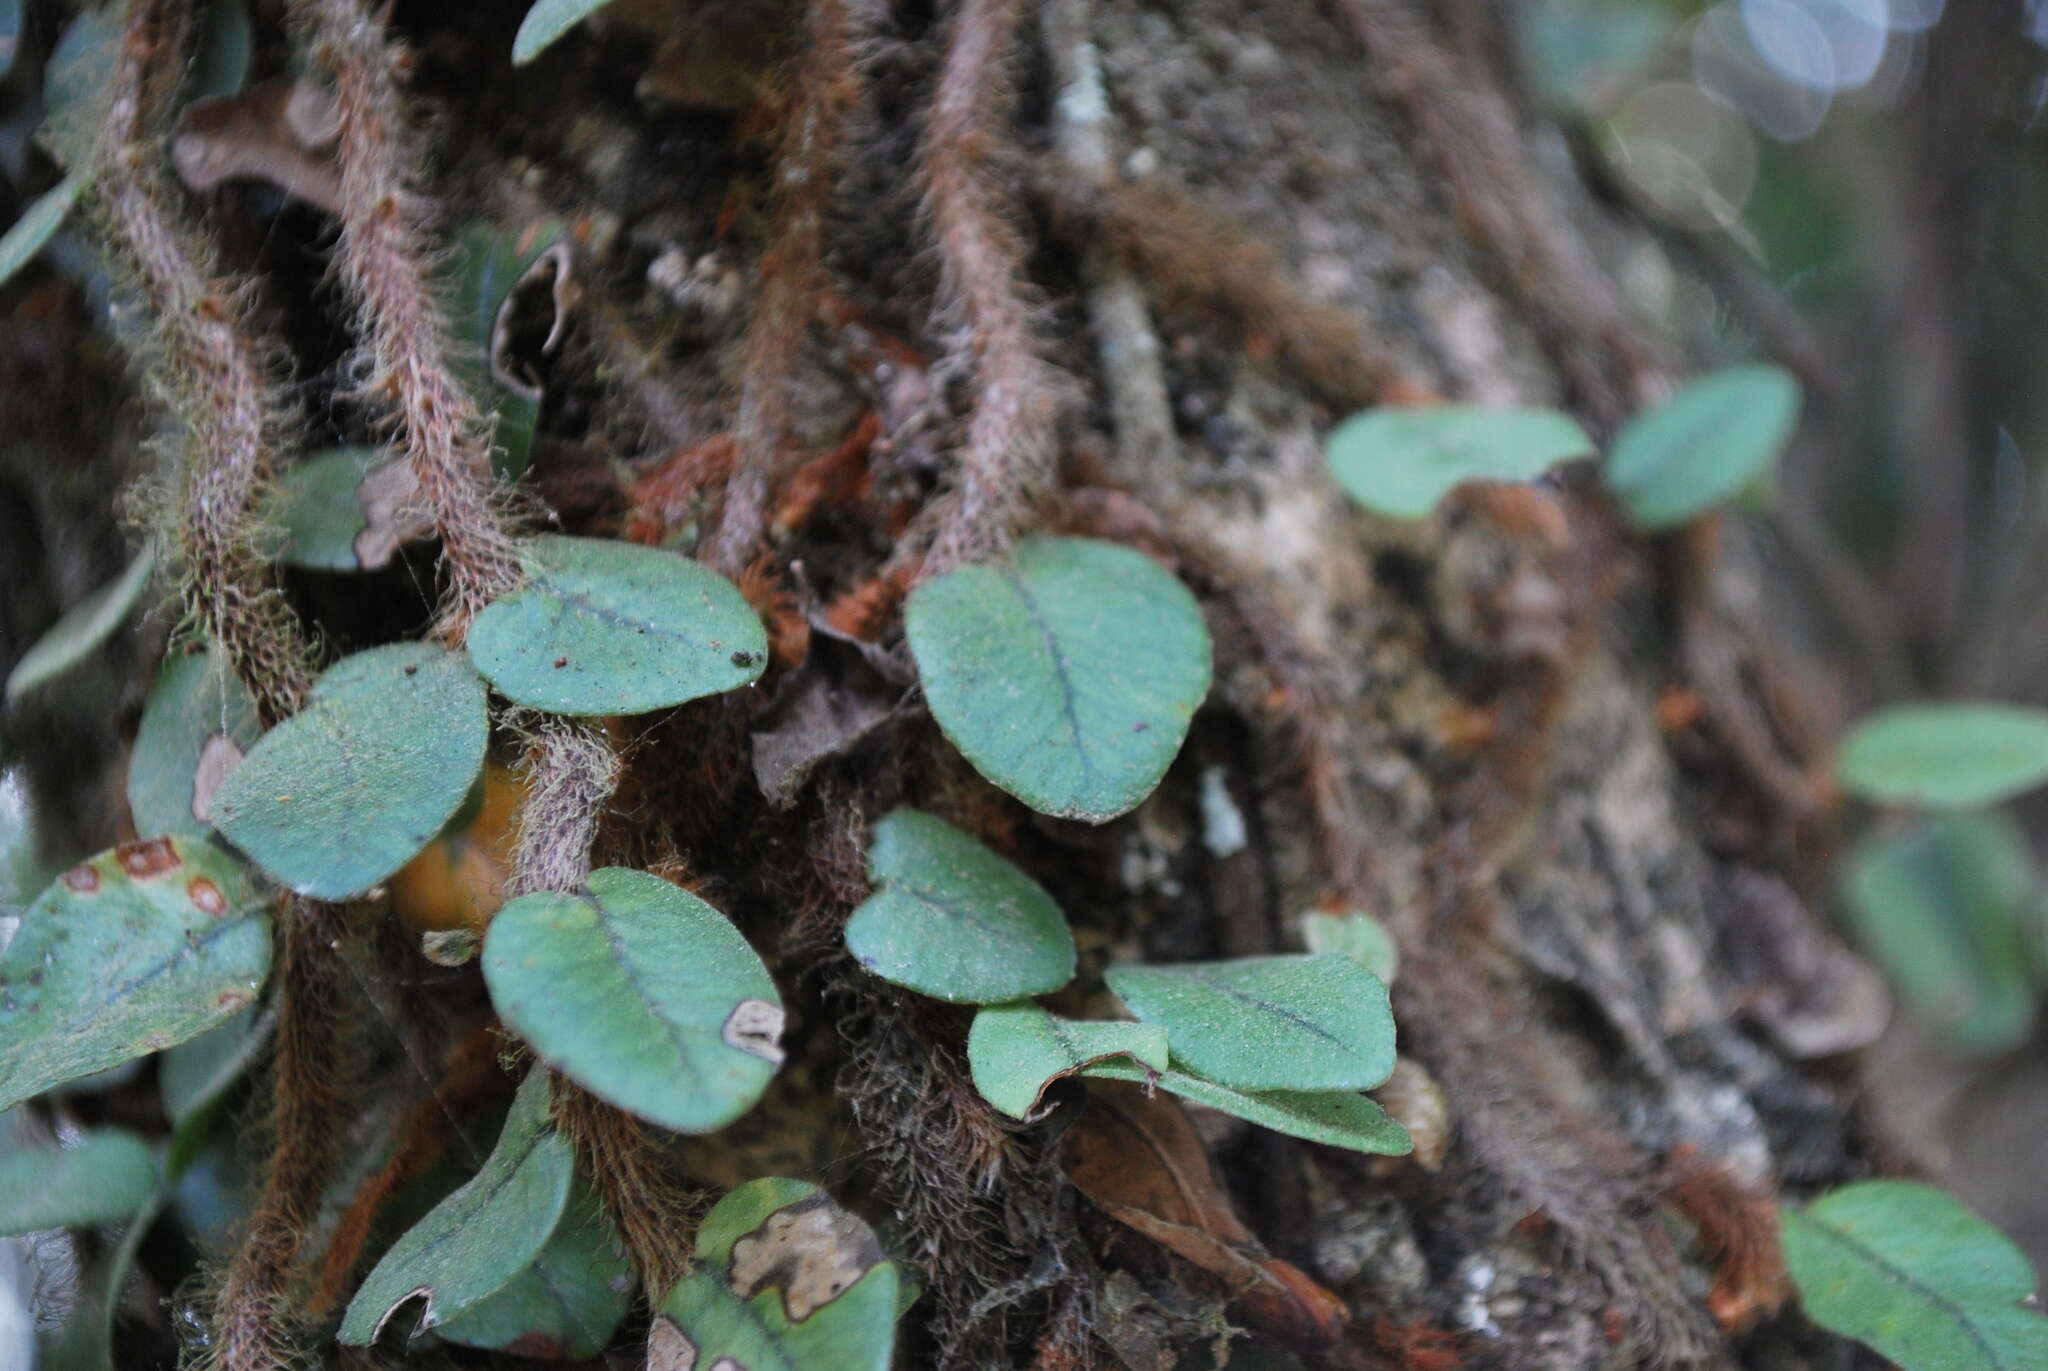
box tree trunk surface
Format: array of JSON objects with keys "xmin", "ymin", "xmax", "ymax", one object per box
[{"xmin": 0, "ymin": 1, "xmax": 1896, "ymax": 1369}]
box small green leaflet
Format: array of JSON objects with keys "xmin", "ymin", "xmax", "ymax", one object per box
[
  {"xmin": 211, "ymin": 642, "xmax": 488, "ymax": 900},
  {"xmin": 1602, "ymin": 364, "xmax": 1801, "ymax": 530},
  {"xmin": 1325, "ymin": 406, "xmax": 1591, "ymax": 520},
  {"xmin": 0, "ymin": 1129, "xmax": 159, "ymax": 1235},
  {"xmin": 0, "ymin": 837, "xmax": 271, "ymax": 1111},
  {"xmin": 159, "ymin": 1004, "xmax": 265, "ymax": 1128},
  {"xmin": 446, "ymin": 219, "xmax": 569, "ymax": 478},
  {"xmin": 513, "ymin": 0, "xmax": 619, "ymax": 65},
  {"xmin": 845, "ymin": 809, "xmax": 1077, "ymax": 1004},
  {"xmin": 467, "ymin": 535, "xmax": 768, "ymax": 715},
  {"xmin": 1781, "ymin": 1180, "xmax": 2048, "ymax": 1371},
  {"xmin": 650, "ymin": 1177, "xmax": 900, "ymax": 1371},
  {"xmin": 341, "ymin": 1070, "xmax": 575, "ymax": 1346},
  {"xmin": 4, "ymin": 542, "xmax": 156, "ymax": 705},
  {"xmin": 967, "ymin": 1003, "xmax": 1167, "ymax": 1119},
  {"xmin": 1082, "ymin": 1060, "xmax": 1413, "ymax": 1156},
  {"xmin": 269, "ymin": 447, "xmax": 387, "ymax": 571},
  {"xmin": 434, "ymin": 1179, "xmax": 633, "ymax": 1358},
  {"xmin": 129, "ymin": 646, "xmax": 262, "ymax": 839},
  {"xmin": 40, "ymin": 3, "xmax": 123, "ymax": 170},
  {"xmin": 1300, "ymin": 907, "xmax": 1399, "ymax": 985},
  {"xmin": 1842, "ymin": 814, "xmax": 2039, "ymax": 1053},
  {"xmin": 1105, "ymin": 954, "xmax": 1396, "ymax": 1092},
  {"xmin": 483, "ymin": 867, "xmax": 784, "ymax": 1134},
  {"xmin": 188, "ymin": 0, "xmax": 252, "ymax": 101},
  {"xmin": 3, "ymin": 766, "xmax": 51, "ymax": 904},
  {"xmin": 906, "ymin": 536, "xmax": 1212, "ymax": 823},
  {"xmin": 1837, "ymin": 702, "xmax": 2048, "ymax": 811},
  {"xmin": 0, "ymin": 174, "xmax": 86, "ymax": 290},
  {"xmin": 0, "ymin": 0, "xmax": 20, "ymax": 82}
]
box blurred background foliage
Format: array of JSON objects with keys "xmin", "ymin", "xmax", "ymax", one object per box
[{"xmin": 1514, "ymin": 0, "xmax": 2048, "ymax": 1264}]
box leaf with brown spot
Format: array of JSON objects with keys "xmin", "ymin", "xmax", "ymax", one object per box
[
  {"xmin": 651, "ymin": 1177, "xmax": 900, "ymax": 1371},
  {"xmin": 129, "ymin": 646, "xmax": 261, "ymax": 839},
  {"xmin": 0, "ymin": 837, "xmax": 270, "ymax": 1111},
  {"xmin": 1062, "ymin": 1079, "xmax": 1350, "ymax": 1346}
]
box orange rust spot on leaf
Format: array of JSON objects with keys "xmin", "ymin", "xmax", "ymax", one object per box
[
  {"xmin": 63, "ymin": 865, "xmax": 101, "ymax": 893},
  {"xmin": 188, "ymin": 877, "xmax": 229, "ymax": 916},
  {"xmin": 117, "ymin": 837, "xmax": 182, "ymax": 879}
]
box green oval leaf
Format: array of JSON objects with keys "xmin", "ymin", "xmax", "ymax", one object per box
[
  {"xmin": 1082, "ymin": 1060, "xmax": 1413, "ymax": 1156},
  {"xmin": 1842, "ymin": 813, "xmax": 2038, "ymax": 1052},
  {"xmin": 212, "ymin": 643, "xmax": 488, "ymax": 900},
  {"xmin": 513, "ymin": 0, "xmax": 620, "ymax": 64},
  {"xmin": 1603, "ymin": 364, "xmax": 1801, "ymax": 529},
  {"xmin": 1781, "ymin": 1180, "xmax": 2048, "ymax": 1371},
  {"xmin": 159, "ymin": 1004, "xmax": 265, "ymax": 1128},
  {"xmin": 341, "ymin": 1070, "xmax": 576, "ymax": 1346},
  {"xmin": 1837, "ymin": 702, "xmax": 2048, "ymax": 811},
  {"xmin": 967, "ymin": 1003, "xmax": 1167, "ymax": 1119},
  {"xmin": 482, "ymin": 867, "xmax": 784, "ymax": 1134},
  {"xmin": 467, "ymin": 536, "xmax": 767, "ymax": 715},
  {"xmin": 0, "ymin": 1129, "xmax": 159, "ymax": 1235},
  {"xmin": 651, "ymin": 1177, "xmax": 900, "ymax": 1371},
  {"xmin": 129, "ymin": 646, "xmax": 262, "ymax": 839},
  {"xmin": 434, "ymin": 1178, "xmax": 633, "ymax": 1358},
  {"xmin": 1325, "ymin": 407, "xmax": 1592, "ymax": 520},
  {"xmin": 906, "ymin": 536, "xmax": 1212, "ymax": 823},
  {"xmin": 1300, "ymin": 907, "xmax": 1399, "ymax": 985},
  {"xmin": 846, "ymin": 810, "xmax": 1076, "ymax": 1004},
  {"xmin": 40, "ymin": 5, "xmax": 122, "ymax": 170},
  {"xmin": 188, "ymin": 0, "xmax": 252, "ymax": 100},
  {"xmin": 270, "ymin": 447, "xmax": 386, "ymax": 571},
  {"xmin": 4, "ymin": 543, "xmax": 156, "ymax": 705},
  {"xmin": 0, "ymin": 836, "xmax": 272, "ymax": 1111},
  {"xmin": 1104, "ymin": 954, "xmax": 1396, "ymax": 1092},
  {"xmin": 0, "ymin": 174, "xmax": 86, "ymax": 290}
]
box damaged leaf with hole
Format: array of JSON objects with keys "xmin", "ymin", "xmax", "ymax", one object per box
[
  {"xmin": 0, "ymin": 836, "xmax": 270, "ymax": 1111},
  {"xmin": 650, "ymin": 1177, "xmax": 900, "ymax": 1371},
  {"xmin": 482, "ymin": 867, "xmax": 784, "ymax": 1134},
  {"xmin": 445, "ymin": 219, "xmax": 574, "ymax": 480},
  {"xmin": 341, "ymin": 1070, "xmax": 575, "ymax": 1346}
]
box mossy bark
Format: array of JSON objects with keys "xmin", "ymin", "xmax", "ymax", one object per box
[{"xmin": 0, "ymin": 1, "xmax": 1893, "ymax": 1368}]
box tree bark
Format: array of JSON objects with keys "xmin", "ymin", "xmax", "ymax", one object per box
[{"xmin": 0, "ymin": 1, "xmax": 1895, "ymax": 1368}]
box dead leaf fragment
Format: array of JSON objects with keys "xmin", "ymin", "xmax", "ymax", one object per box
[
  {"xmin": 191, "ymin": 733, "xmax": 243, "ymax": 824},
  {"xmin": 1064, "ymin": 1080, "xmax": 1349, "ymax": 1346},
  {"xmin": 352, "ymin": 459, "xmax": 434, "ymax": 572},
  {"xmin": 172, "ymin": 76, "xmax": 345, "ymax": 214}
]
